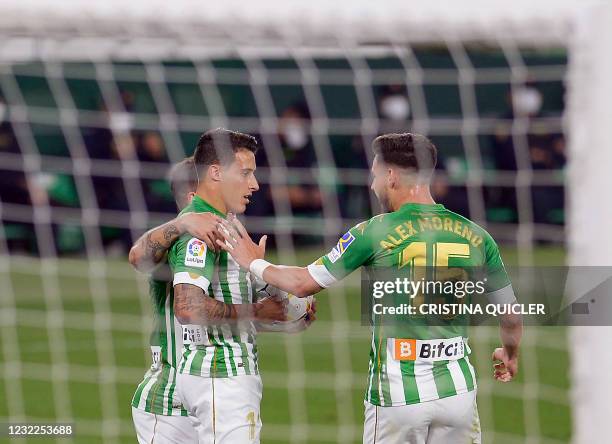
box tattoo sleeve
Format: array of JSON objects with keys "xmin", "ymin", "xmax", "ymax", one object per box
[
  {"xmin": 174, "ymin": 284, "xmax": 255, "ymax": 325},
  {"xmin": 129, "ymin": 219, "xmax": 182, "ymax": 272}
]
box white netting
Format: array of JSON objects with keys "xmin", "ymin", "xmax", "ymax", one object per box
[{"xmin": 0, "ymin": 1, "xmax": 609, "ymax": 443}]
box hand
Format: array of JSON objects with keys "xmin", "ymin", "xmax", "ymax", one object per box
[
  {"xmin": 215, "ymin": 215, "xmax": 267, "ymax": 269},
  {"xmin": 304, "ymin": 298, "xmax": 317, "ymax": 327},
  {"xmin": 254, "ymin": 296, "xmax": 287, "ymax": 322},
  {"xmin": 281, "ymin": 298, "xmax": 317, "ymax": 334},
  {"xmin": 492, "ymin": 347, "xmax": 518, "ymax": 382},
  {"xmin": 178, "ymin": 212, "xmax": 223, "ymax": 252}
]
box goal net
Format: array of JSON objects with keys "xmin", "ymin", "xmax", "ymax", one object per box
[{"xmin": 0, "ymin": 1, "xmax": 610, "ymax": 443}]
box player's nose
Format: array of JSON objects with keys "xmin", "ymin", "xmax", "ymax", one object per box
[{"xmin": 250, "ymin": 176, "xmax": 259, "ymax": 192}]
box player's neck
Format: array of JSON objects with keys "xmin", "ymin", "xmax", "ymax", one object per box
[
  {"xmin": 195, "ymin": 185, "xmax": 227, "ymax": 215},
  {"xmin": 390, "ymin": 185, "xmax": 435, "ymax": 211}
]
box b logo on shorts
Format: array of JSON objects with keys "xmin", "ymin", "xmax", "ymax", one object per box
[
  {"xmin": 394, "ymin": 339, "xmax": 417, "ymax": 360},
  {"xmin": 393, "ymin": 337, "xmax": 465, "ymax": 362}
]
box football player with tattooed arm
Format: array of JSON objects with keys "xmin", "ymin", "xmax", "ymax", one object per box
[
  {"xmin": 130, "ymin": 156, "xmax": 286, "ymax": 443},
  {"xmin": 128, "ymin": 131, "xmax": 306, "ymax": 443},
  {"xmin": 217, "ymin": 133, "xmax": 523, "ymax": 444}
]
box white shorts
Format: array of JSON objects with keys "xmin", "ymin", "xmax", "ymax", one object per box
[
  {"xmin": 131, "ymin": 407, "xmax": 199, "ymax": 444},
  {"xmin": 363, "ymin": 390, "xmax": 481, "ymax": 444},
  {"xmin": 177, "ymin": 372, "xmax": 263, "ymax": 444}
]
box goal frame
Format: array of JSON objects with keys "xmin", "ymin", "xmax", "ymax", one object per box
[{"xmin": 0, "ymin": 1, "xmax": 610, "ymax": 442}]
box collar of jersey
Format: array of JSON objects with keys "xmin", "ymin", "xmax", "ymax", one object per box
[
  {"xmin": 191, "ymin": 195, "xmax": 226, "ymax": 217},
  {"xmin": 398, "ymin": 202, "xmax": 445, "ymax": 212}
]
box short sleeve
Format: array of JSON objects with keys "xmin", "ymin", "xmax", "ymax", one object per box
[
  {"xmin": 169, "ymin": 235, "xmax": 216, "ymax": 292},
  {"xmin": 307, "ymin": 223, "xmax": 375, "ymax": 288},
  {"xmin": 483, "ymin": 234, "xmax": 512, "ymax": 294}
]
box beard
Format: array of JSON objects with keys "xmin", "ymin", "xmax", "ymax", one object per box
[{"xmin": 376, "ymin": 190, "xmax": 391, "ymax": 213}]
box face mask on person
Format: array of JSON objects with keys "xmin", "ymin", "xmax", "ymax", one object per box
[
  {"xmin": 512, "ymin": 87, "xmax": 542, "ymax": 116},
  {"xmin": 380, "ymin": 95, "xmax": 410, "ymax": 120},
  {"xmin": 283, "ymin": 122, "xmax": 309, "ymax": 150},
  {"xmin": 109, "ymin": 112, "xmax": 134, "ymax": 133}
]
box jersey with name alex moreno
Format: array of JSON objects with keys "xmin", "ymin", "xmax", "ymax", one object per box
[
  {"xmin": 307, "ymin": 202, "xmax": 511, "ymax": 407},
  {"xmin": 168, "ymin": 195, "xmax": 258, "ymax": 378}
]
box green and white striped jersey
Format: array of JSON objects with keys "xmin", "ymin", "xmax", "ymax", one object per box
[
  {"xmin": 168, "ymin": 195, "xmax": 258, "ymax": 378},
  {"xmin": 131, "ymin": 278, "xmax": 188, "ymax": 416},
  {"xmin": 307, "ymin": 203, "xmax": 512, "ymax": 407}
]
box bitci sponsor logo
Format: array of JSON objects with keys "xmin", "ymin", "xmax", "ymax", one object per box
[{"xmin": 393, "ymin": 337, "xmax": 465, "ymax": 362}]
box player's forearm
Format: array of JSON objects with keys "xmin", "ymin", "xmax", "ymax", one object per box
[
  {"xmin": 129, "ymin": 218, "xmax": 183, "ymax": 272},
  {"xmin": 260, "ymin": 265, "xmax": 322, "ymax": 297},
  {"xmin": 499, "ymin": 312, "xmax": 522, "ymax": 359},
  {"xmin": 174, "ymin": 283, "xmax": 256, "ymax": 325}
]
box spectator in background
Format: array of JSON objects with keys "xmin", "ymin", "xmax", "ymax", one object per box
[
  {"xmin": 489, "ymin": 83, "xmax": 565, "ymax": 225},
  {"xmin": 0, "ymin": 95, "xmax": 51, "ymax": 252},
  {"xmin": 83, "ymin": 90, "xmax": 136, "ymax": 251},
  {"xmin": 492, "ymin": 82, "xmax": 546, "ymax": 171},
  {"xmin": 0, "ymin": 96, "xmax": 29, "ymax": 228},
  {"xmin": 275, "ymin": 102, "xmax": 322, "ymax": 215},
  {"xmin": 378, "ymin": 84, "xmax": 411, "ymax": 122},
  {"xmin": 378, "ymin": 84, "xmax": 411, "ymax": 135},
  {"xmin": 136, "ymin": 131, "xmax": 167, "ymax": 163},
  {"xmin": 335, "ymin": 85, "xmax": 412, "ymax": 219},
  {"xmin": 82, "ymin": 90, "xmax": 135, "ymax": 161},
  {"xmin": 0, "ymin": 95, "xmax": 27, "ymax": 204},
  {"xmin": 336, "ymin": 135, "xmax": 372, "ymax": 219},
  {"xmin": 88, "ymin": 96, "xmax": 130, "ymax": 213},
  {"xmin": 135, "ymin": 131, "xmax": 176, "ymax": 213},
  {"xmin": 529, "ymin": 130, "xmax": 565, "ymax": 225}
]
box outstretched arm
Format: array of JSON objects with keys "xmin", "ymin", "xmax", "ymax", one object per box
[
  {"xmin": 259, "ymin": 266, "xmax": 322, "ymax": 298},
  {"xmin": 174, "ymin": 283, "xmax": 287, "ymax": 325},
  {"xmin": 215, "ymin": 216, "xmax": 323, "ymax": 297},
  {"xmin": 129, "ymin": 212, "xmax": 222, "ymax": 273}
]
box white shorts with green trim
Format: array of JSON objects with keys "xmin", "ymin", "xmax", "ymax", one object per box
[
  {"xmin": 177, "ymin": 372, "xmax": 263, "ymax": 444},
  {"xmin": 363, "ymin": 390, "xmax": 481, "ymax": 444},
  {"xmin": 131, "ymin": 406, "xmax": 199, "ymax": 444}
]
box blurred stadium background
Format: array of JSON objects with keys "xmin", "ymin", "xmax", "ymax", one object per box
[{"xmin": 1, "ymin": 1, "xmax": 611, "ymax": 443}]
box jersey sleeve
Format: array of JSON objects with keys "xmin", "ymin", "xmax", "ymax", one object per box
[
  {"xmin": 169, "ymin": 235, "xmax": 216, "ymax": 292},
  {"xmin": 482, "ymin": 233, "xmax": 515, "ymax": 303},
  {"xmin": 307, "ymin": 222, "xmax": 375, "ymax": 288}
]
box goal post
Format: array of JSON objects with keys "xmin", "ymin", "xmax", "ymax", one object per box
[
  {"xmin": 0, "ymin": 1, "xmax": 610, "ymax": 443},
  {"xmin": 565, "ymin": 3, "xmax": 612, "ymax": 443}
]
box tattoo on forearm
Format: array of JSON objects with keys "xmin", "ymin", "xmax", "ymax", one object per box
[
  {"xmin": 145, "ymin": 232, "xmax": 167, "ymax": 262},
  {"xmin": 175, "ymin": 284, "xmax": 240, "ymax": 324},
  {"xmin": 139, "ymin": 222, "xmax": 181, "ymax": 265},
  {"xmin": 163, "ymin": 224, "xmax": 180, "ymax": 242}
]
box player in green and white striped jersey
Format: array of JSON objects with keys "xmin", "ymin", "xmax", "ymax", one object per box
[
  {"xmin": 130, "ymin": 157, "xmax": 224, "ymax": 443},
  {"xmin": 217, "ymin": 133, "xmax": 523, "ymax": 444},
  {"xmin": 169, "ymin": 129, "xmax": 287, "ymax": 444}
]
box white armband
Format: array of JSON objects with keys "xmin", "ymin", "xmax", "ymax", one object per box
[
  {"xmin": 250, "ymin": 259, "xmax": 272, "ymax": 281},
  {"xmin": 307, "ymin": 262, "xmax": 338, "ymax": 288},
  {"xmin": 485, "ymin": 284, "xmax": 517, "ymax": 305}
]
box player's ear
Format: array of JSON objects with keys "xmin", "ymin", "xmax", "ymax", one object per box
[
  {"xmin": 387, "ymin": 167, "xmax": 397, "ymax": 189},
  {"xmin": 208, "ymin": 164, "xmax": 221, "ymax": 182}
]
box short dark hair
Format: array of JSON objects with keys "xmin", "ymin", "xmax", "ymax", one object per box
[
  {"xmin": 168, "ymin": 157, "xmax": 198, "ymax": 206},
  {"xmin": 193, "ymin": 128, "xmax": 258, "ymax": 167},
  {"xmin": 372, "ymin": 133, "xmax": 437, "ymax": 174}
]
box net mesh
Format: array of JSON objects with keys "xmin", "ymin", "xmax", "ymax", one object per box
[{"xmin": 0, "ymin": 36, "xmax": 571, "ymax": 443}]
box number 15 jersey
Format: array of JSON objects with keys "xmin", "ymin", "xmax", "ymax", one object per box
[{"xmin": 307, "ymin": 202, "xmax": 512, "ymax": 407}]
